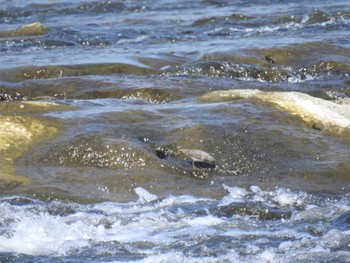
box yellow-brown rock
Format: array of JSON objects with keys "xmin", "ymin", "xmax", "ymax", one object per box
[
  {"xmin": 0, "ymin": 101, "xmax": 68, "ymax": 185},
  {"xmin": 199, "ymin": 89, "xmax": 350, "ymax": 136},
  {"xmin": 0, "ymin": 22, "xmax": 50, "ymax": 38}
]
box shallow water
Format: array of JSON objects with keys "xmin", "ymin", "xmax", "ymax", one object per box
[{"xmin": 1, "ymin": 0, "xmax": 350, "ymax": 262}]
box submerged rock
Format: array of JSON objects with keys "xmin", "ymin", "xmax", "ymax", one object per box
[
  {"xmin": 43, "ymin": 134, "xmax": 158, "ymax": 169},
  {"xmin": 0, "ymin": 64, "xmax": 159, "ymax": 82},
  {"xmin": 259, "ymin": 42, "xmax": 350, "ymax": 67},
  {"xmin": 0, "ymin": 22, "xmax": 50, "ymax": 38},
  {"xmin": 198, "ymin": 42, "xmax": 350, "ymax": 71},
  {"xmin": 305, "ymin": 9, "xmax": 330, "ymax": 25},
  {"xmin": 211, "ymin": 201, "xmax": 292, "ymax": 220},
  {"xmin": 200, "ymin": 89, "xmax": 350, "ymax": 136},
  {"xmin": 0, "ymin": 101, "xmax": 71, "ymax": 114},
  {"xmin": 172, "ymin": 61, "xmax": 290, "ymax": 82},
  {"xmin": 79, "ymin": 87, "xmax": 178, "ymax": 103}
]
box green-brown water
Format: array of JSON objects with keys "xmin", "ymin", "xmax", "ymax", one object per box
[{"xmin": 0, "ymin": 0, "xmax": 350, "ymax": 262}]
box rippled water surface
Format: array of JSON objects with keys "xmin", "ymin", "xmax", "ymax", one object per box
[{"xmin": 1, "ymin": 0, "xmax": 350, "ymax": 262}]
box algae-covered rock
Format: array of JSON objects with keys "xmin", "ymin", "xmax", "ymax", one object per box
[
  {"xmin": 0, "ymin": 64, "xmax": 159, "ymax": 82},
  {"xmin": 79, "ymin": 87, "xmax": 178, "ymax": 103},
  {"xmin": 43, "ymin": 133, "xmax": 158, "ymax": 169},
  {"xmin": 0, "ymin": 101, "xmax": 71, "ymax": 114},
  {"xmin": 199, "ymin": 89, "xmax": 350, "ymax": 136},
  {"xmin": 0, "ymin": 22, "xmax": 50, "ymax": 38},
  {"xmin": 305, "ymin": 9, "xmax": 330, "ymax": 25},
  {"xmin": 0, "ymin": 102, "xmax": 66, "ymax": 185},
  {"xmin": 260, "ymin": 42, "xmax": 350, "ymax": 67},
  {"xmin": 199, "ymin": 42, "xmax": 350, "ymax": 69}
]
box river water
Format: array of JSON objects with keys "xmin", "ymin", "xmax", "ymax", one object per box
[{"xmin": 1, "ymin": 0, "xmax": 350, "ymax": 262}]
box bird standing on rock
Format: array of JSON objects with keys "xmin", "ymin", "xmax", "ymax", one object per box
[{"xmin": 178, "ymin": 149, "xmax": 216, "ymax": 169}]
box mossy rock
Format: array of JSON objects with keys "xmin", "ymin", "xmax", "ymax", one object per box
[
  {"xmin": 0, "ymin": 102, "xmax": 67, "ymax": 186},
  {"xmin": 0, "ymin": 22, "xmax": 50, "ymax": 38}
]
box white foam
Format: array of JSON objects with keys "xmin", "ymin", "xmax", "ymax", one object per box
[
  {"xmin": 220, "ymin": 183, "xmax": 249, "ymax": 205},
  {"xmin": 259, "ymin": 250, "xmax": 276, "ymax": 262},
  {"xmin": 183, "ymin": 215, "xmax": 224, "ymax": 227},
  {"xmin": 272, "ymin": 188, "xmax": 307, "ymax": 207},
  {"xmin": 112, "ymin": 251, "xmax": 240, "ymax": 263},
  {"xmin": 221, "ymin": 184, "xmax": 307, "ymax": 209},
  {"xmin": 0, "ymin": 211, "xmax": 91, "ymax": 255},
  {"xmin": 0, "ymin": 186, "xmax": 349, "ymax": 261}
]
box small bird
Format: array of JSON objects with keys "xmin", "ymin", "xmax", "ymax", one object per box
[{"xmin": 178, "ymin": 149, "xmax": 216, "ymax": 169}]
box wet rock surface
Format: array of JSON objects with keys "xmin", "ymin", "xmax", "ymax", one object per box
[
  {"xmin": 0, "ymin": 102, "xmax": 68, "ymax": 185},
  {"xmin": 1, "ymin": 1, "xmax": 350, "ymax": 261},
  {"xmin": 200, "ymin": 89, "xmax": 350, "ymax": 136},
  {"xmin": 0, "ymin": 22, "xmax": 50, "ymax": 38},
  {"xmin": 0, "ymin": 0, "xmax": 349, "ymax": 204}
]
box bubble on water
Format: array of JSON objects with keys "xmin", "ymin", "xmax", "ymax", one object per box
[
  {"xmin": 221, "ymin": 183, "xmax": 249, "ymax": 203},
  {"xmin": 272, "ymin": 188, "xmax": 307, "ymax": 207},
  {"xmin": 0, "ymin": 186, "xmax": 349, "ymax": 261},
  {"xmin": 183, "ymin": 215, "xmax": 224, "ymax": 227}
]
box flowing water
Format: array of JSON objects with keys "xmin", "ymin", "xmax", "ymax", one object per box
[{"xmin": 0, "ymin": 0, "xmax": 350, "ymax": 262}]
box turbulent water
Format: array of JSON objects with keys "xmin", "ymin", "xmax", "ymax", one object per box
[{"xmin": 1, "ymin": 0, "xmax": 350, "ymax": 262}]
